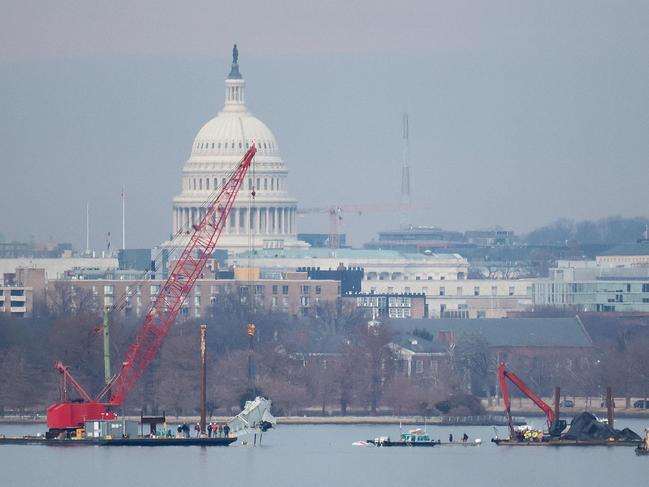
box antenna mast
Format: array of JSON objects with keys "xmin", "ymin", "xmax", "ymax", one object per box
[
  {"xmin": 122, "ymin": 185, "xmax": 126, "ymax": 250},
  {"xmin": 400, "ymin": 113, "xmax": 411, "ymax": 229},
  {"xmin": 86, "ymin": 203, "xmax": 90, "ymax": 255}
]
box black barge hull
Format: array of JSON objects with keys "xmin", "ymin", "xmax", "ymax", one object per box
[
  {"xmin": 0, "ymin": 436, "xmax": 237, "ymax": 446},
  {"xmin": 492, "ymin": 438, "xmax": 640, "ymax": 447}
]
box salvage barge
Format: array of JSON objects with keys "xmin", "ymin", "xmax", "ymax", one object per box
[
  {"xmin": 0, "ymin": 396, "xmax": 275, "ymax": 448},
  {"xmin": 493, "ymin": 363, "xmax": 641, "ymax": 448},
  {"xmin": 0, "ymin": 436, "xmax": 236, "ymax": 447}
]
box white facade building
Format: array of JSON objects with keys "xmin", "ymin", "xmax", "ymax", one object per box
[{"xmin": 170, "ymin": 46, "xmax": 306, "ymax": 254}]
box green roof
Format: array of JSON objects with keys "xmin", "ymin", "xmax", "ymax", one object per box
[
  {"xmin": 234, "ymin": 248, "xmax": 463, "ymax": 260},
  {"xmin": 387, "ymin": 317, "xmax": 592, "ymax": 348},
  {"xmin": 599, "ymin": 242, "xmax": 649, "ymax": 257}
]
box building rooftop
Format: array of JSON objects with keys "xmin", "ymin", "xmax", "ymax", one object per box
[
  {"xmin": 598, "ymin": 241, "xmax": 649, "ymax": 257},
  {"xmin": 387, "ymin": 317, "xmax": 592, "ymax": 348},
  {"xmin": 235, "ymin": 248, "xmax": 465, "ymax": 261}
]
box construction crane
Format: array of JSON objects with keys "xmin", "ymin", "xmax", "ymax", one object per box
[
  {"xmin": 297, "ymin": 204, "xmax": 398, "ymax": 250},
  {"xmin": 498, "ymin": 362, "xmax": 566, "ymax": 439},
  {"xmin": 46, "ymin": 146, "xmax": 258, "ymax": 435}
]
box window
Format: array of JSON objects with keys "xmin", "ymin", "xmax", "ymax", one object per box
[
  {"xmin": 264, "ymin": 178, "xmax": 268, "ymax": 190},
  {"xmin": 255, "ymin": 285, "xmax": 264, "ymax": 295},
  {"xmin": 282, "ymin": 285, "xmax": 289, "ymax": 295},
  {"xmin": 509, "ymin": 286, "xmax": 515, "ymax": 296},
  {"xmin": 10, "ymin": 289, "xmax": 24, "ymax": 297},
  {"xmin": 416, "ymin": 360, "xmax": 424, "ymax": 374},
  {"xmin": 302, "ymin": 285, "xmax": 310, "ymax": 295},
  {"xmin": 271, "ymin": 179, "xmax": 275, "ymax": 191},
  {"xmin": 199, "ymin": 179, "xmax": 202, "ymax": 190},
  {"xmin": 643, "ymin": 284, "xmax": 649, "ymax": 293},
  {"xmin": 456, "ymin": 286, "xmax": 463, "ymax": 296},
  {"xmin": 193, "ymin": 179, "xmax": 196, "ymax": 190},
  {"xmin": 150, "ymin": 285, "xmax": 160, "ymax": 296},
  {"xmin": 491, "ymin": 286, "xmax": 497, "ymax": 296},
  {"xmin": 477, "ymin": 310, "xmax": 486, "ymax": 318},
  {"xmin": 315, "ymin": 285, "xmax": 321, "ymax": 295},
  {"xmin": 272, "ymin": 285, "xmax": 278, "ymax": 295},
  {"xmin": 103, "ymin": 285, "xmax": 114, "ymax": 295},
  {"xmin": 474, "ymin": 286, "xmax": 480, "ymax": 296},
  {"xmin": 206, "ymin": 178, "xmax": 210, "ymax": 190},
  {"xmin": 301, "ymin": 296, "xmax": 310, "ymax": 307},
  {"xmin": 439, "ymin": 286, "xmax": 445, "ymax": 296}
]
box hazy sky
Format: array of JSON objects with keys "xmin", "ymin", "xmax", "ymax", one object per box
[{"xmin": 1, "ymin": 1, "xmax": 648, "ymax": 249}]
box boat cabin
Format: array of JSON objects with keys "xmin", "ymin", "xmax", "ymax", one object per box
[{"xmin": 401, "ymin": 432, "xmax": 432, "ymax": 443}]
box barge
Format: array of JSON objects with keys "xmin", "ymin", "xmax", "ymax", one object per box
[{"xmin": 0, "ymin": 435, "xmax": 236, "ymax": 447}]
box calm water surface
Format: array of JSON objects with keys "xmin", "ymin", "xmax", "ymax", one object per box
[{"xmin": 1, "ymin": 418, "xmax": 647, "ymax": 487}]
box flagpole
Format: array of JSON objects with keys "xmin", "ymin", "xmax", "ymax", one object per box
[
  {"xmin": 121, "ymin": 185, "xmax": 126, "ymax": 250},
  {"xmin": 86, "ymin": 203, "xmax": 90, "ymax": 255}
]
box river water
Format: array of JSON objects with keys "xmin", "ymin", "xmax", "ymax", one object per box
[{"xmin": 1, "ymin": 418, "xmax": 647, "ymax": 487}]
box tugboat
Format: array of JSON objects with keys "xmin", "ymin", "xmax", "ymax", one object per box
[{"xmin": 367, "ymin": 428, "xmax": 441, "ymax": 447}]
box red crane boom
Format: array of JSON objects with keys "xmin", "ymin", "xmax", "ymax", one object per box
[
  {"xmin": 498, "ymin": 362, "xmax": 556, "ymax": 438},
  {"xmin": 47, "ymin": 146, "xmax": 257, "ymax": 432}
]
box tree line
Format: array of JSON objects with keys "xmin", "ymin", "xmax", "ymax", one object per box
[{"xmin": 2, "ymin": 293, "xmax": 649, "ymax": 418}]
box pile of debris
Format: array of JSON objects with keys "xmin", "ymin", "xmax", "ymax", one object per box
[{"xmin": 562, "ymin": 413, "xmax": 641, "ymax": 442}]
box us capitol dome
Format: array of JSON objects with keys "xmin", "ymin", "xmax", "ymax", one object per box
[{"xmin": 170, "ymin": 45, "xmax": 307, "ymax": 254}]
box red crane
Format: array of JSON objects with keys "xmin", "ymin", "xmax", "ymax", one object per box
[
  {"xmin": 498, "ymin": 362, "xmax": 565, "ymax": 438},
  {"xmin": 47, "ymin": 146, "xmax": 257, "ymax": 434}
]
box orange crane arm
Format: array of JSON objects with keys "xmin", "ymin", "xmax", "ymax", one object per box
[{"xmin": 498, "ymin": 362, "xmax": 555, "ymax": 437}]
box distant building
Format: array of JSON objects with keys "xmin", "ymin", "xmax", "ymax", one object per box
[
  {"xmin": 165, "ymin": 46, "xmax": 307, "ymax": 254},
  {"xmin": 595, "ymin": 240, "xmax": 649, "ymax": 267},
  {"xmin": 117, "ymin": 249, "xmax": 152, "ymax": 271},
  {"xmin": 0, "ymin": 241, "xmax": 73, "ymax": 259},
  {"xmin": 231, "ymin": 248, "xmax": 469, "ymax": 282},
  {"xmin": 387, "ymin": 316, "xmax": 593, "ymax": 359},
  {"xmin": 52, "ymin": 269, "xmax": 340, "ymax": 318},
  {"xmin": 0, "ymin": 257, "xmax": 118, "ymax": 280},
  {"xmin": 532, "ymin": 260, "xmax": 649, "ymax": 312},
  {"xmin": 365, "ymin": 278, "xmax": 533, "ymax": 319},
  {"xmin": 465, "ymin": 229, "xmax": 518, "ymax": 247},
  {"xmin": 0, "ymin": 268, "xmax": 46, "ymax": 318},
  {"xmin": 298, "ymin": 233, "xmax": 347, "ymax": 249},
  {"xmin": 297, "ymin": 266, "xmax": 363, "ymax": 294},
  {"xmin": 343, "ymin": 292, "xmax": 427, "ymax": 319},
  {"xmin": 388, "ymin": 334, "xmax": 448, "ymax": 378},
  {"xmin": 364, "ymin": 226, "xmax": 466, "ymax": 253}
]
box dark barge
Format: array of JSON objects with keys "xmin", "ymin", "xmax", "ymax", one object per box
[
  {"xmin": 0, "ymin": 435, "xmax": 236, "ymax": 447},
  {"xmin": 492, "ymin": 437, "xmax": 640, "ymax": 447}
]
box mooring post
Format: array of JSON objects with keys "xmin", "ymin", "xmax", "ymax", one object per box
[{"xmin": 607, "ymin": 386, "xmax": 614, "ymax": 429}]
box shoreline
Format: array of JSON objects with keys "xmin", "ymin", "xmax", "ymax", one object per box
[{"xmin": 3, "ymin": 408, "xmax": 649, "ymax": 426}]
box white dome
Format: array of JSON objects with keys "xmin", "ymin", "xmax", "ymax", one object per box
[
  {"xmin": 167, "ymin": 47, "xmax": 308, "ymax": 254},
  {"xmin": 191, "ymin": 112, "xmax": 279, "ymax": 158}
]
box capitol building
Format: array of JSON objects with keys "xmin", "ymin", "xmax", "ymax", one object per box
[{"xmin": 169, "ymin": 46, "xmax": 307, "ymax": 254}]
